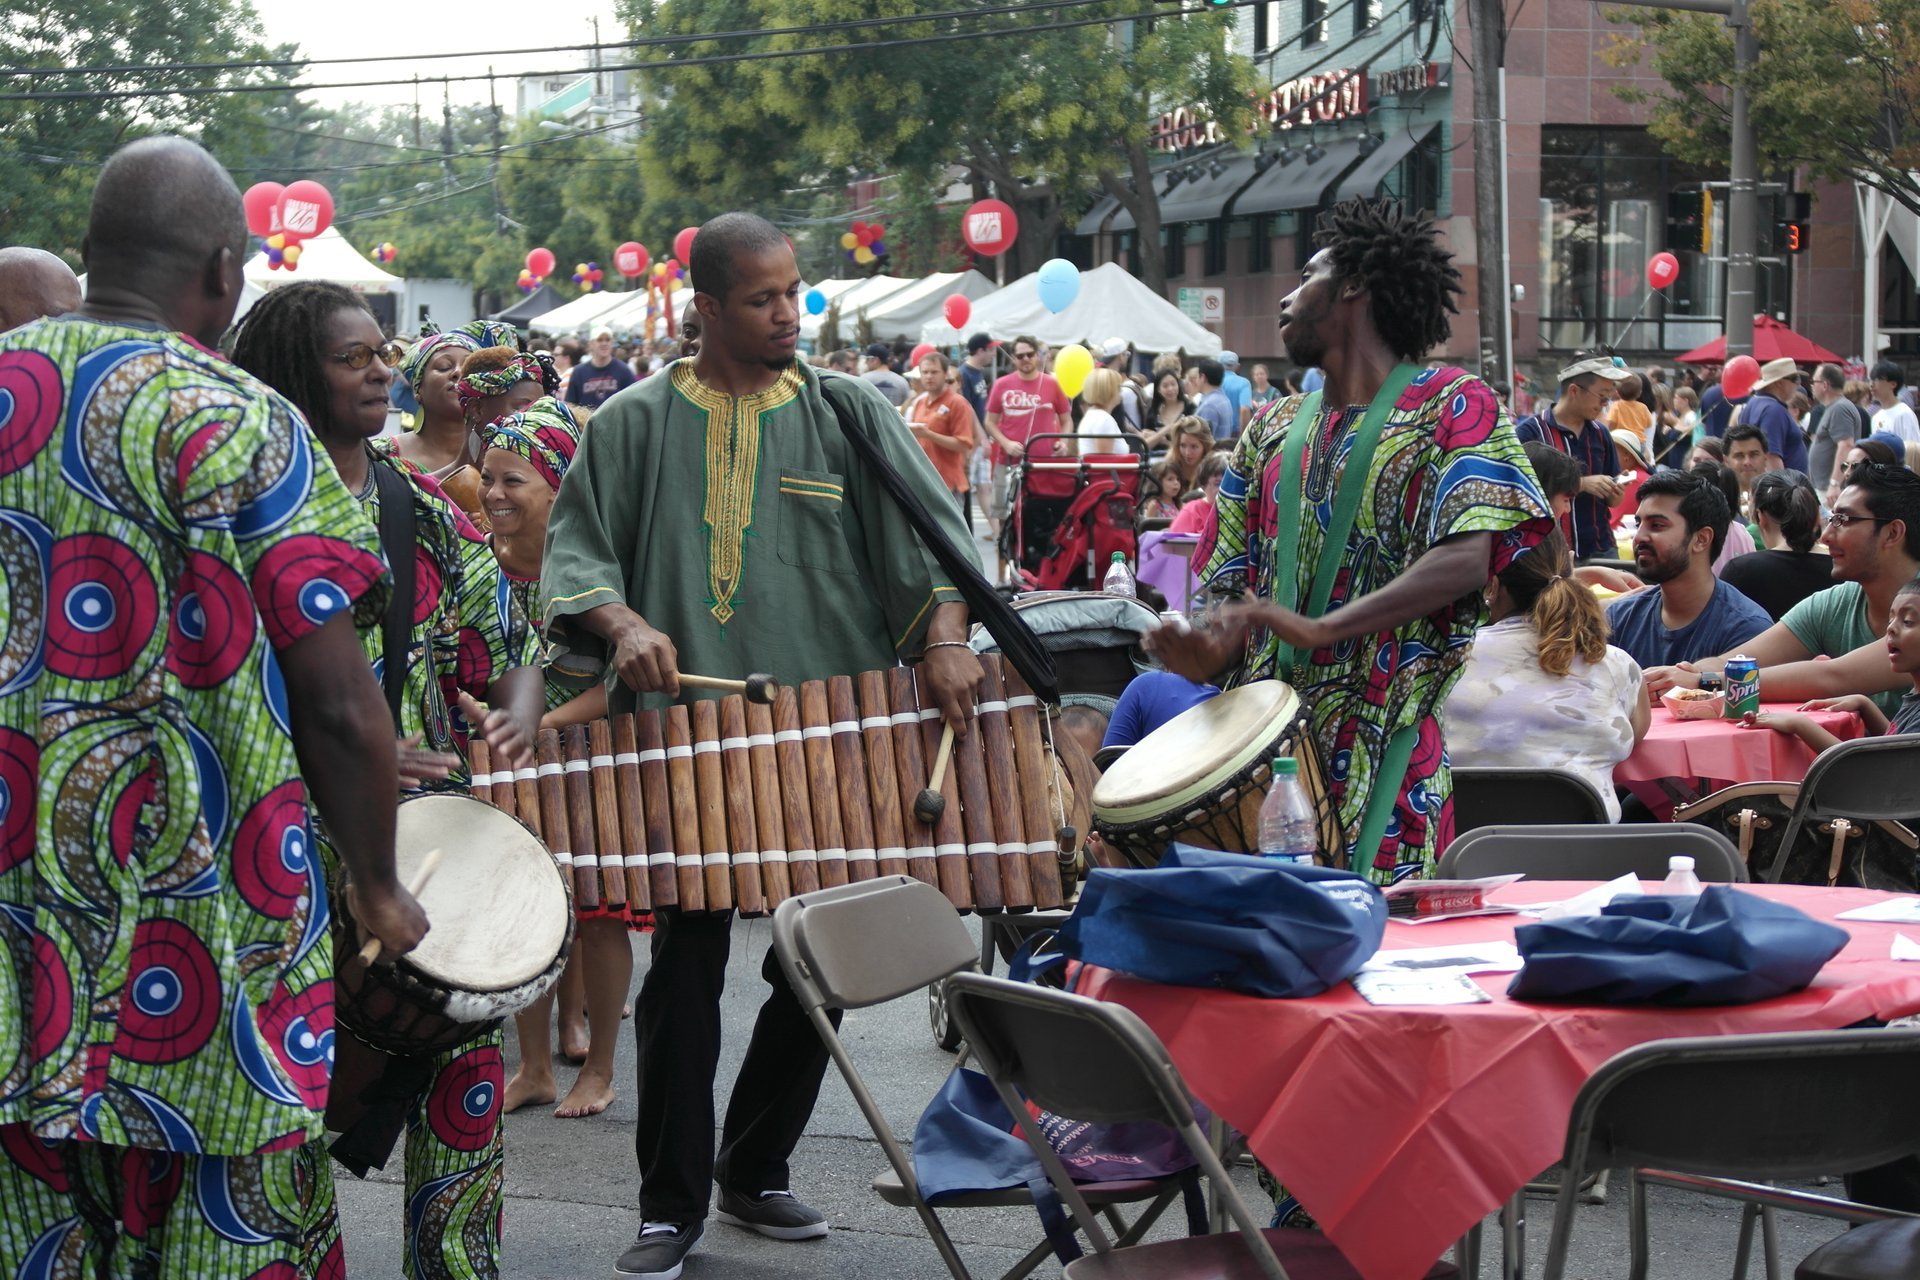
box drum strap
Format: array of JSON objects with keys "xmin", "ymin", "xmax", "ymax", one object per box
[{"xmin": 372, "ymin": 456, "xmax": 417, "ymax": 730}]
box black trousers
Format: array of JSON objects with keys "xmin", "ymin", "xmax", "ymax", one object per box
[{"xmin": 632, "ymin": 908, "xmax": 842, "ymax": 1223}]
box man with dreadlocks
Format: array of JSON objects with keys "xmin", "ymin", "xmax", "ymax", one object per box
[{"xmin": 1154, "ymin": 196, "xmax": 1551, "ymax": 884}]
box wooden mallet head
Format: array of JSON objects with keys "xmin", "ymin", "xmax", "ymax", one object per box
[{"xmin": 742, "ymin": 672, "xmax": 779, "ymax": 705}]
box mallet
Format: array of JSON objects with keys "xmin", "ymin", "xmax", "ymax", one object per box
[
  {"xmin": 355, "ymin": 847, "xmax": 444, "ymax": 966},
  {"xmin": 678, "ymin": 672, "xmax": 780, "ymax": 705},
  {"xmin": 912, "ymin": 722, "xmax": 957, "ymax": 825}
]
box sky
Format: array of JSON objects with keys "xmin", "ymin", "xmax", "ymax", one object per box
[{"xmin": 252, "ymin": 0, "xmax": 629, "ymax": 110}]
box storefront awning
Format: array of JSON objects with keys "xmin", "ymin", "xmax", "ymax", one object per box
[
  {"xmin": 1329, "ymin": 126, "xmax": 1440, "ymax": 205},
  {"xmin": 1226, "ymin": 136, "xmax": 1368, "ymax": 219},
  {"xmin": 1074, "ymin": 193, "xmax": 1121, "ymax": 236},
  {"xmin": 1110, "ymin": 149, "xmax": 1260, "ymax": 231}
]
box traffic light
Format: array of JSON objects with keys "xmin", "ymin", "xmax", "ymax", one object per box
[
  {"xmin": 1666, "ymin": 189, "xmax": 1714, "ymax": 254},
  {"xmin": 1777, "ymin": 192, "xmax": 1811, "ymax": 256}
]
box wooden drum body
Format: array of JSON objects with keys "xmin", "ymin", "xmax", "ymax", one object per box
[
  {"xmin": 332, "ymin": 794, "xmax": 574, "ymax": 1057},
  {"xmin": 1090, "ymin": 681, "xmax": 1341, "ymax": 867}
]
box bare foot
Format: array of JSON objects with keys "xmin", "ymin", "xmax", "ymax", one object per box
[
  {"xmin": 622, "ymin": 1002, "xmax": 633, "ymax": 1020},
  {"xmin": 554, "ymin": 1066, "xmax": 616, "ymax": 1118},
  {"xmin": 558, "ymin": 1020, "xmax": 589, "ymax": 1063},
  {"xmin": 503, "ymin": 1068, "xmax": 557, "ymax": 1114}
]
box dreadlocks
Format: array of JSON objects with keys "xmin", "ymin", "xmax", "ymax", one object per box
[
  {"xmin": 230, "ymin": 280, "xmax": 374, "ymax": 434},
  {"xmin": 1313, "ymin": 197, "xmax": 1461, "ymax": 363}
]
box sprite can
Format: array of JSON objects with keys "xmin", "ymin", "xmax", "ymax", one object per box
[{"xmin": 1723, "ymin": 655, "xmax": 1760, "ymax": 718}]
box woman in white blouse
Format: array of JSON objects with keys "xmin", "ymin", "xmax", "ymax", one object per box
[
  {"xmin": 1076, "ymin": 367, "xmax": 1131, "ymax": 456},
  {"xmin": 1444, "ymin": 529, "xmax": 1650, "ymax": 820}
]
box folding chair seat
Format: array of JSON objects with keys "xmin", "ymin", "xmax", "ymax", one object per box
[
  {"xmin": 945, "ymin": 972, "xmax": 1459, "ymax": 1280},
  {"xmin": 1450, "ymin": 766, "xmax": 1611, "ymax": 833},
  {"xmin": 1760, "ymin": 735, "xmax": 1920, "ymax": 884},
  {"xmin": 1438, "ymin": 822, "xmax": 1748, "ymax": 882},
  {"xmin": 770, "ymin": 876, "xmax": 1190, "ymax": 1280}
]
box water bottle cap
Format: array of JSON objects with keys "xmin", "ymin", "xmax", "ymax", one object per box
[
  {"xmin": 1668, "ymin": 856, "xmax": 1695, "ymax": 871},
  {"xmin": 1110, "ymin": 552, "xmax": 1126, "ymax": 562},
  {"xmin": 1272, "ymin": 756, "xmax": 1298, "ymax": 777}
]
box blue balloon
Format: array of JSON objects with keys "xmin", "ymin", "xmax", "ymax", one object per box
[
  {"xmin": 805, "ymin": 287, "xmax": 828, "ymax": 315},
  {"xmin": 1036, "ymin": 258, "xmax": 1081, "ymax": 313}
]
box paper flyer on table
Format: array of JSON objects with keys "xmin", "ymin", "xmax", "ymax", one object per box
[
  {"xmin": 1360, "ymin": 942, "xmax": 1524, "ymax": 975},
  {"xmin": 1836, "ymin": 898, "xmax": 1920, "ymax": 925},
  {"xmin": 1519, "ymin": 874, "xmax": 1645, "ymax": 920},
  {"xmin": 1351, "ymin": 970, "xmax": 1493, "ymax": 1006},
  {"xmin": 1893, "ymin": 933, "xmax": 1920, "ymax": 961}
]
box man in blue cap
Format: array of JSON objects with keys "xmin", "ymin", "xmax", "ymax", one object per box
[{"xmin": 1219, "ymin": 349, "xmax": 1253, "ymax": 431}]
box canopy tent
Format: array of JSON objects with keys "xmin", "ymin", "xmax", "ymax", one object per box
[
  {"xmin": 591, "ymin": 286, "xmax": 679, "ymax": 337},
  {"xmin": 243, "ymin": 226, "xmax": 400, "ymax": 292},
  {"xmin": 801, "ymin": 274, "xmax": 914, "ymax": 344},
  {"xmin": 489, "ymin": 282, "xmax": 569, "ymax": 325},
  {"xmin": 528, "ymin": 289, "xmax": 639, "ymax": 337},
  {"xmin": 919, "ymin": 261, "xmax": 1221, "ymax": 356},
  {"xmin": 1673, "ymin": 315, "xmax": 1844, "ymax": 366},
  {"xmin": 861, "ymin": 270, "xmax": 997, "ymax": 343},
  {"xmin": 82, "ymin": 273, "xmax": 267, "ymax": 327}
]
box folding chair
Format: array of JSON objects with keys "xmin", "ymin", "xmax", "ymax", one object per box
[
  {"xmin": 1438, "ymin": 822, "xmax": 1748, "ymax": 883},
  {"xmin": 1760, "ymin": 735, "xmax": 1920, "ymax": 884},
  {"xmin": 944, "ymin": 972, "xmax": 1460, "ymax": 1280},
  {"xmin": 1540, "ymin": 1028, "xmax": 1920, "ymax": 1280},
  {"xmin": 770, "ymin": 876, "xmax": 1190, "ymax": 1280},
  {"xmin": 1450, "ymin": 767, "xmax": 1611, "ymax": 834}
]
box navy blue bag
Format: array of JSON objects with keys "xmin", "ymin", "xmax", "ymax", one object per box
[
  {"xmin": 1055, "ymin": 845, "xmax": 1387, "ymax": 998},
  {"xmin": 1508, "ymin": 886, "xmax": 1850, "ymax": 1006}
]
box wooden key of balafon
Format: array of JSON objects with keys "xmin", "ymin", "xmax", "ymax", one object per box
[
  {"xmin": 717, "ymin": 695, "xmax": 766, "ymax": 917},
  {"xmin": 355, "ymin": 847, "xmax": 445, "ymax": 966},
  {"xmin": 950, "ymin": 680, "xmax": 1005, "ymax": 913},
  {"xmin": 887, "ymin": 667, "xmax": 941, "ymax": 891},
  {"xmin": 799, "ymin": 680, "xmax": 850, "ymax": 888},
  {"xmin": 634, "ymin": 709, "xmax": 677, "ymax": 910},
  {"xmin": 773, "ymin": 686, "xmax": 823, "ymax": 897},
  {"xmin": 678, "ymin": 672, "xmax": 779, "ymax": 704},
  {"xmin": 588, "ymin": 719, "xmax": 628, "ymax": 913},
  {"xmin": 469, "ymin": 739, "xmax": 496, "ymax": 806},
  {"xmin": 827, "ymin": 675, "xmax": 879, "ymax": 883},
  {"xmin": 535, "ymin": 729, "xmax": 573, "ymax": 888},
  {"xmin": 976, "ymin": 656, "xmax": 1034, "ymax": 911},
  {"xmin": 1004, "ymin": 665, "xmax": 1066, "ymax": 910},
  {"xmin": 562, "ymin": 725, "xmax": 603, "ymax": 913},
  {"xmin": 689, "ymin": 699, "xmax": 735, "ymax": 912},
  {"xmin": 857, "ymin": 670, "xmax": 910, "ymax": 880},
  {"xmin": 745, "ymin": 699, "xmax": 792, "ymax": 910},
  {"xmin": 915, "ymin": 669, "xmax": 973, "ymax": 911},
  {"xmin": 611, "ymin": 714, "xmax": 651, "ymax": 913},
  {"xmin": 663, "ymin": 705, "xmax": 706, "ymax": 912}
]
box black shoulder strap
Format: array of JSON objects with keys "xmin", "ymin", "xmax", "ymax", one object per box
[
  {"xmin": 371, "ymin": 458, "xmax": 416, "ymax": 730},
  {"xmin": 817, "ymin": 374, "xmax": 1058, "ymax": 703}
]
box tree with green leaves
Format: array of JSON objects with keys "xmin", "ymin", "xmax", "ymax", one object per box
[{"xmin": 1608, "ymin": 0, "xmax": 1920, "ymax": 214}]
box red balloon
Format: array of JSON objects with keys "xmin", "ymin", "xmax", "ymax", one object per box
[
  {"xmin": 276, "ymin": 180, "xmax": 333, "ymax": 238},
  {"xmin": 1646, "ymin": 251, "xmax": 1680, "ymax": 290},
  {"xmin": 961, "ymin": 199, "xmax": 1018, "ymax": 256},
  {"xmin": 867, "ymin": 223, "xmax": 885, "ymax": 242},
  {"xmin": 1722, "ymin": 355, "xmax": 1762, "ymax": 400},
  {"xmin": 526, "ymin": 247, "xmax": 556, "ymax": 278},
  {"xmin": 851, "ymin": 221, "xmax": 869, "ymax": 236},
  {"xmin": 909, "ymin": 343, "xmax": 936, "ymax": 368},
  {"xmin": 616, "ymin": 241, "xmax": 649, "ymax": 277},
  {"xmin": 673, "ymin": 226, "xmax": 698, "ymax": 266},
  {"xmin": 942, "ymin": 294, "xmax": 972, "ymax": 329},
  {"xmin": 243, "ymin": 182, "xmax": 284, "ymax": 237}
]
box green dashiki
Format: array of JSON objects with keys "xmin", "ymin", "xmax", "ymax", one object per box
[
  {"xmin": 540, "ymin": 362, "xmax": 968, "ymax": 695},
  {"xmin": 1202, "ymin": 366, "xmax": 1551, "ymax": 882}
]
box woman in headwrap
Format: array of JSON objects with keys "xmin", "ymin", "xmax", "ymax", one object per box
[
  {"xmin": 386, "ymin": 319, "xmax": 521, "ymax": 481},
  {"xmin": 482, "ymin": 397, "xmax": 630, "ymax": 1120},
  {"xmin": 457, "ymin": 345, "xmax": 561, "ymax": 440}
]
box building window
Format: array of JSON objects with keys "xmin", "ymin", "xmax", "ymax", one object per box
[
  {"xmin": 1205, "ymin": 221, "xmax": 1229, "ymax": 276},
  {"xmin": 1164, "ymin": 223, "xmax": 1184, "ymax": 278},
  {"xmin": 1354, "ymin": 0, "xmax": 1383, "ymax": 34},
  {"xmin": 1120, "ymin": 231, "xmax": 1141, "ymax": 277},
  {"xmin": 1302, "ymin": 0, "xmax": 1327, "ymax": 47},
  {"xmin": 1254, "ymin": 1, "xmax": 1281, "ymax": 53},
  {"xmin": 1249, "ymin": 215, "xmax": 1273, "ymax": 274}
]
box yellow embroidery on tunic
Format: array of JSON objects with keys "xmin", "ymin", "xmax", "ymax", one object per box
[{"xmin": 671, "ymin": 362, "xmax": 805, "ymax": 625}]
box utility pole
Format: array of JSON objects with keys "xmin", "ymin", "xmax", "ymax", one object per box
[
  {"xmin": 489, "ymin": 70, "xmax": 507, "ymax": 233},
  {"xmin": 1466, "ymin": 0, "xmax": 1510, "ymax": 386},
  {"xmin": 1601, "ymin": 0, "xmax": 1757, "ymax": 357},
  {"xmin": 440, "ymin": 83, "xmax": 456, "ymax": 188}
]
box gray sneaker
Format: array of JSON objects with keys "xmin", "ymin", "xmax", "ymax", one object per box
[
  {"xmin": 714, "ymin": 1187, "xmax": 829, "ymax": 1241},
  {"xmin": 613, "ymin": 1220, "xmax": 702, "ymax": 1279}
]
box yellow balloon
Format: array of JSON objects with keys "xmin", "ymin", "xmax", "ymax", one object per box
[
  {"xmin": 265, "ymin": 234, "xmax": 286, "ymax": 250},
  {"xmin": 1054, "ymin": 343, "xmax": 1094, "ymax": 398},
  {"xmin": 840, "ymin": 232, "xmax": 859, "ymax": 250},
  {"xmin": 282, "ymin": 244, "xmax": 303, "ymax": 265},
  {"xmin": 854, "ymin": 245, "xmax": 876, "ymax": 264}
]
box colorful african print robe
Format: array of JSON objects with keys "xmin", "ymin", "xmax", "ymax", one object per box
[{"xmin": 1202, "ymin": 366, "xmax": 1551, "ymax": 881}]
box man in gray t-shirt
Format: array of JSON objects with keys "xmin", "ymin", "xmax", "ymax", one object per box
[
  {"xmin": 861, "ymin": 343, "xmax": 911, "ymax": 408},
  {"xmin": 1810, "ymin": 362, "xmax": 1863, "ymax": 503}
]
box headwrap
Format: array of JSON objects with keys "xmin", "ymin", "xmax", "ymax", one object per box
[
  {"xmin": 396, "ymin": 320, "xmax": 523, "ymax": 397},
  {"xmin": 455, "ymin": 350, "xmax": 562, "ymax": 421},
  {"xmin": 480, "ymin": 396, "xmax": 581, "ymax": 491}
]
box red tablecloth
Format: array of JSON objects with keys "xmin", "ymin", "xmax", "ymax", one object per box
[
  {"xmin": 1082, "ymin": 881, "xmax": 1920, "ymax": 1280},
  {"xmin": 1615, "ymin": 702, "xmax": 1863, "ymax": 787}
]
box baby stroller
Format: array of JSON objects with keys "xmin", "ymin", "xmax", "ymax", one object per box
[
  {"xmin": 926, "ymin": 590, "xmax": 1162, "ymax": 1049},
  {"xmin": 1003, "ymin": 433, "xmax": 1147, "ymax": 590}
]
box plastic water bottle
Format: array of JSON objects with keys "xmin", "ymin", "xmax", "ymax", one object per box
[
  {"xmin": 1257, "ymin": 757, "xmax": 1319, "ymax": 866},
  {"xmin": 1101, "ymin": 551, "xmax": 1135, "ymax": 597},
  {"xmin": 1661, "ymin": 855, "xmax": 1702, "ymax": 894}
]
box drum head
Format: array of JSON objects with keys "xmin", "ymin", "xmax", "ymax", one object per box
[
  {"xmin": 395, "ymin": 794, "xmax": 569, "ymax": 992},
  {"xmin": 1092, "ymin": 681, "xmax": 1300, "ymax": 825}
]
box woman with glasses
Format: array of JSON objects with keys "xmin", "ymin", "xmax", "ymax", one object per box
[
  {"xmin": 231, "ymin": 280, "xmax": 544, "ymax": 1280},
  {"xmin": 1720, "ymin": 470, "xmax": 1834, "ymax": 620}
]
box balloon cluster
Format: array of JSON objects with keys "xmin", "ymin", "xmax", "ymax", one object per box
[
  {"xmin": 244, "ymin": 180, "xmax": 335, "ymax": 272},
  {"xmin": 616, "ymin": 241, "xmax": 650, "ymax": 278},
  {"xmin": 1036, "ymin": 258, "xmax": 1082, "ymax": 314},
  {"xmin": 650, "ymin": 258, "xmax": 686, "ymax": 292},
  {"xmin": 372, "ymin": 242, "xmax": 398, "ymax": 264},
  {"xmin": 572, "ymin": 261, "xmax": 605, "ymax": 293},
  {"xmin": 840, "ymin": 221, "xmax": 889, "ymax": 267},
  {"xmin": 517, "ymin": 247, "xmax": 557, "ymax": 294}
]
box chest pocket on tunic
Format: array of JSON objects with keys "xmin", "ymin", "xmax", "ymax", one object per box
[{"xmin": 777, "ymin": 470, "xmax": 858, "ymax": 575}]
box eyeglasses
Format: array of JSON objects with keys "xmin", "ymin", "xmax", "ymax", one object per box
[
  {"xmin": 328, "ymin": 341, "xmax": 405, "ymax": 370},
  {"xmin": 1825, "ymin": 511, "xmax": 1890, "ymax": 530},
  {"xmin": 1012, "ymin": 350, "xmax": 1037, "ymax": 359}
]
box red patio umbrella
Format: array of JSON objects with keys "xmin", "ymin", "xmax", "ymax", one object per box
[{"xmin": 1673, "ymin": 315, "xmax": 1844, "ymax": 366}]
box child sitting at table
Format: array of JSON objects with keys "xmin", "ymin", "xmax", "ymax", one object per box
[
  {"xmin": 1743, "ymin": 576, "xmax": 1920, "ymax": 750},
  {"xmin": 1138, "ymin": 461, "xmax": 1184, "ymax": 521}
]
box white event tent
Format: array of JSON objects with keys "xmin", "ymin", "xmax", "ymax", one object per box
[
  {"xmin": 919, "ymin": 262, "xmax": 1221, "ymax": 356},
  {"xmin": 801, "ymin": 274, "xmax": 914, "ymax": 344},
  {"xmin": 528, "ymin": 289, "xmax": 640, "ymax": 337},
  {"xmin": 243, "ymin": 226, "xmax": 401, "ymax": 293},
  {"xmin": 862, "ymin": 270, "xmax": 997, "ymax": 343}
]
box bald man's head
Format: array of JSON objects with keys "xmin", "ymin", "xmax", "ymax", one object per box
[
  {"xmin": 83, "ymin": 137, "xmax": 249, "ymax": 344},
  {"xmin": 0, "ymin": 248, "xmax": 81, "ymax": 332}
]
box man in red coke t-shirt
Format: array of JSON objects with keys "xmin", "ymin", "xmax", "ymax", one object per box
[{"xmin": 985, "ymin": 334, "xmax": 1073, "ymax": 577}]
